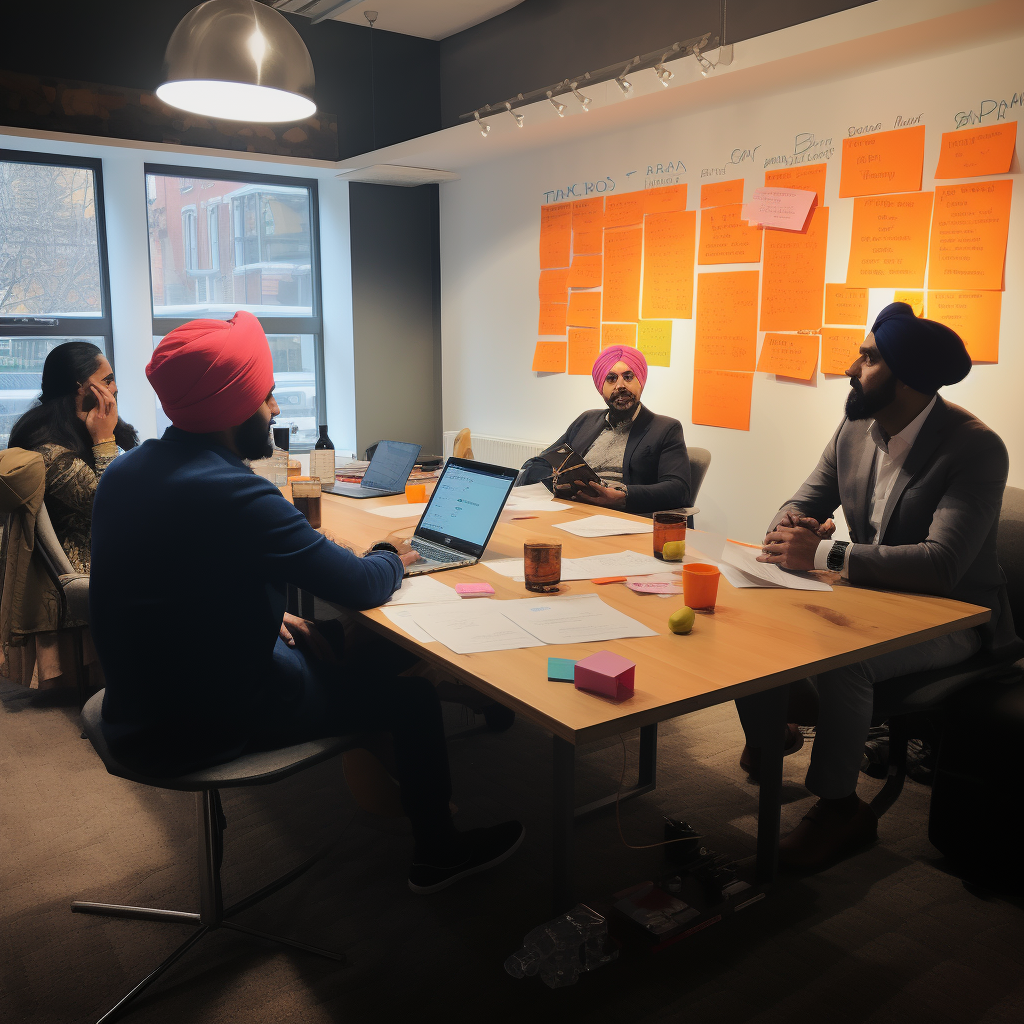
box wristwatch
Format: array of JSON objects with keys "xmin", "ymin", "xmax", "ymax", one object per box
[
  {"xmin": 826, "ymin": 540, "xmax": 849, "ymax": 572},
  {"xmin": 369, "ymin": 541, "xmax": 399, "ymax": 555}
]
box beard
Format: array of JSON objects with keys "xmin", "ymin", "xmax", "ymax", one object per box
[
  {"xmin": 605, "ymin": 388, "xmax": 639, "ymax": 424},
  {"xmin": 236, "ymin": 409, "xmax": 274, "ymax": 461},
  {"xmin": 845, "ymin": 375, "xmax": 898, "ymax": 421}
]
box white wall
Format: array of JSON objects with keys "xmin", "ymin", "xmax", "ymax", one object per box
[
  {"xmin": 0, "ymin": 132, "xmax": 358, "ymax": 454},
  {"xmin": 439, "ymin": 32, "xmax": 1024, "ymax": 543}
]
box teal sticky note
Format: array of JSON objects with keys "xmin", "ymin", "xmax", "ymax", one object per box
[{"xmin": 547, "ymin": 658, "xmax": 577, "ymax": 682}]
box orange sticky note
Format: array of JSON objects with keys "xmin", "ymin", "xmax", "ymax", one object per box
[
  {"xmin": 645, "ymin": 184, "xmax": 688, "ymax": 214},
  {"xmin": 839, "ymin": 125, "xmax": 925, "ymax": 198},
  {"xmin": 538, "ymin": 302, "xmax": 567, "ymax": 336},
  {"xmin": 540, "ymin": 203, "xmax": 572, "ymax": 268},
  {"xmin": 928, "ymin": 179, "xmax": 1013, "ymax": 291},
  {"xmin": 700, "ymin": 179, "xmax": 744, "ymax": 208},
  {"xmin": 756, "ymin": 333, "xmax": 819, "ymax": 380},
  {"xmin": 642, "ymin": 211, "xmax": 695, "ymax": 319},
  {"xmin": 567, "ymin": 327, "xmax": 600, "ymax": 374},
  {"xmin": 894, "ymin": 290, "xmax": 924, "ymax": 317},
  {"xmin": 698, "ymin": 204, "xmax": 763, "ymax": 264},
  {"xmin": 601, "ymin": 323, "xmax": 637, "ymax": 348},
  {"xmin": 692, "ymin": 369, "xmax": 753, "ymax": 430},
  {"xmin": 539, "ymin": 268, "xmax": 570, "ymax": 303},
  {"xmin": 604, "ymin": 193, "xmax": 645, "ymax": 228},
  {"xmin": 927, "ymin": 290, "xmax": 1002, "ymax": 363},
  {"xmin": 532, "ymin": 341, "xmax": 567, "ymax": 373},
  {"xmin": 695, "ymin": 271, "xmax": 759, "ymax": 372},
  {"xmin": 572, "ymin": 197, "xmax": 605, "ymax": 255},
  {"xmin": 764, "ymin": 164, "xmax": 827, "ymax": 207},
  {"xmin": 935, "ymin": 122, "xmax": 1017, "ymax": 179},
  {"xmin": 637, "ymin": 321, "xmax": 672, "ymax": 367},
  {"xmin": 567, "ymin": 290, "xmax": 601, "ymax": 329},
  {"xmin": 760, "ymin": 206, "xmax": 829, "ymax": 331},
  {"xmin": 846, "ymin": 192, "xmax": 933, "ymax": 288},
  {"xmin": 820, "ymin": 328, "xmax": 863, "ymax": 375},
  {"xmin": 567, "ymin": 254, "xmax": 602, "ymax": 288},
  {"xmin": 824, "ymin": 284, "xmax": 868, "ymax": 325},
  {"xmin": 602, "ymin": 226, "xmax": 642, "ymax": 322}
]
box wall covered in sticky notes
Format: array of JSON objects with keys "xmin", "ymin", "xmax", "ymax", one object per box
[{"xmin": 440, "ymin": 22, "xmax": 1022, "ymax": 546}]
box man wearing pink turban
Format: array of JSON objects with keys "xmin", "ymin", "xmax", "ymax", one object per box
[
  {"xmin": 519, "ymin": 345, "xmax": 691, "ymax": 514},
  {"xmin": 89, "ymin": 312, "xmax": 524, "ymax": 894}
]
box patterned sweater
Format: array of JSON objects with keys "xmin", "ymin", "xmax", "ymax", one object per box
[{"xmin": 37, "ymin": 441, "xmax": 119, "ymax": 574}]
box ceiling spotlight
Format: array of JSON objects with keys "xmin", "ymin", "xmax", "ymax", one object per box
[
  {"xmin": 615, "ymin": 73, "xmax": 633, "ymax": 97},
  {"xmin": 505, "ymin": 101, "xmax": 524, "ymax": 128},
  {"xmin": 570, "ymin": 80, "xmax": 592, "ymax": 112},
  {"xmin": 654, "ymin": 63, "xmax": 674, "ymax": 87},
  {"xmin": 473, "ymin": 110, "xmax": 490, "ymax": 138},
  {"xmin": 546, "ymin": 91, "xmax": 567, "ymax": 117}
]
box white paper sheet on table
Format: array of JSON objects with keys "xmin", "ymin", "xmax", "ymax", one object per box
[
  {"xmin": 504, "ymin": 498, "xmax": 572, "ymax": 512},
  {"xmin": 496, "ymin": 594, "xmax": 659, "ymax": 644},
  {"xmin": 406, "ymin": 600, "xmax": 546, "ymax": 655},
  {"xmin": 384, "ymin": 575, "xmax": 462, "ymax": 606},
  {"xmin": 367, "ymin": 502, "xmax": 428, "ymax": 518},
  {"xmin": 380, "ymin": 606, "xmax": 435, "ymax": 643},
  {"xmin": 509, "ymin": 483, "xmax": 555, "ymax": 499},
  {"xmin": 720, "ymin": 540, "xmax": 832, "ymax": 591},
  {"xmin": 551, "ymin": 515, "xmax": 654, "ymax": 538},
  {"xmin": 481, "ymin": 549, "xmax": 667, "ymax": 582}
]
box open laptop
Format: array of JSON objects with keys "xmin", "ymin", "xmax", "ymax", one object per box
[
  {"xmin": 404, "ymin": 457, "xmax": 518, "ymax": 576},
  {"xmin": 324, "ymin": 439, "xmax": 421, "ymax": 498}
]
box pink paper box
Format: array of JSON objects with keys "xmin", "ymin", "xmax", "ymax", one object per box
[{"xmin": 574, "ymin": 651, "xmax": 635, "ymax": 700}]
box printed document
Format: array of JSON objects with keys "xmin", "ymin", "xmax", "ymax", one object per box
[
  {"xmin": 552, "ymin": 515, "xmax": 654, "ymax": 538},
  {"xmin": 407, "ymin": 600, "xmax": 546, "ymax": 655},
  {"xmin": 384, "ymin": 575, "xmax": 462, "ymax": 606},
  {"xmin": 497, "ymin": 594, "xmax": 658, "ymax": 645}
]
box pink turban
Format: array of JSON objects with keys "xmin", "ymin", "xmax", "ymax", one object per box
[
  {"xmin": 591, "ymin": 345, "xmax": 648, "ymax": 393},
  {"xmin": 147, "ymin": 311, "xmax": 275, "ymax": 432}
]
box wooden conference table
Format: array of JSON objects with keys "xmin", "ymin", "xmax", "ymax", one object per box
[{"xmin": 302, "ymin": 484, "xmax": 990, "ymax": 909}]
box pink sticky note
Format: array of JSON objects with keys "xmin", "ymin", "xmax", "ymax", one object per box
[
  {"xmin": 574, "ymin": 650, "xmax": 635, "ymax": 701},
  {"xmin": 744, "ymin": 188, "xmax": 816, "ymax": 231},
  {"xmin": 626, "ymin": 581, "xmax": 683, "ymax": 594},
  {"xmin": 455, "ymin": 582, "xmax": 495, "ymax": 596}
]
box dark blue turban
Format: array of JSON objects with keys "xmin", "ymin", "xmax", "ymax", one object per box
[{"xmin": 869, "ymin": 302, "xmax": 972, "ymax": 396}]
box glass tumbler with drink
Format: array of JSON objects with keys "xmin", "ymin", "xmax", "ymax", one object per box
[
  {"xmin": 524, "ymin": 541, "xmax": 561, "ymax": 593},
  {"xmin": 291, "ymin": 478, "xmax": 322, "ymax": 529},
  {"xmin": 652, "ymin": 511, "xmax": 687, "ymax": 561}
]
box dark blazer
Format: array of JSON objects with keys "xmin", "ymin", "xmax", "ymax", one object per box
[
  {"xmin": 519, "ymin": 405, "xmax": 690, "ymax": 515},
  {"xmin": 776, "ymin": 396, "xmax": 1016, "ymax": 652}
]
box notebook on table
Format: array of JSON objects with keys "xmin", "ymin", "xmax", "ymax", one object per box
[{"xmin": 324, "ymin": 439, "xmax": 421, "ymax": 498}]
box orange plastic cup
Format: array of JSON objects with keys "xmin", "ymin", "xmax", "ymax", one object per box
[
  {"xmin": 682, "ymin": 563, "xmax": 720, "ymax": 611},
  {"xmin": 405, "ymin": 483, "xmax": 426, "ymax": 503}
]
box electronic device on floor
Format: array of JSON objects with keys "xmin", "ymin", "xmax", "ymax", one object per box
[{"xmin": 404, "ymin": 457, "xmax": 518, "ymax": 576}]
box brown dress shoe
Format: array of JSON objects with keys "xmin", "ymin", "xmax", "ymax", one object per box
[
  {"xmin": 778, "ymin": 797, "xmax": 878, "ymax": 870},
  {"xmin": 740, "ymin": 723, "xmax": 804, "ymax": 780}
]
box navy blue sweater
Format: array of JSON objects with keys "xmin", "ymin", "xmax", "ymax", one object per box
[{"xmin": 90, "ymin": 427, "xmax": 404, "ymax": 774}]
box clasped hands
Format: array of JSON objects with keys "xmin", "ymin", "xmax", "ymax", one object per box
[
  {"xmin": 554, "ymin": 479, "xmax": 627, "ymax": 509},
  {"xmin": 758, "ymin": 512, "xmax": 836, "ymax": 571}
]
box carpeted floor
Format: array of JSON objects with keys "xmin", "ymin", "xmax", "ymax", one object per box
[{"xmin": 2, "ymin": 679, "xmax": 1023, "ymax": 1024}]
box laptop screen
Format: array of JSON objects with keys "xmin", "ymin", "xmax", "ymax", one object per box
[
  {"xmin": 362, "ymin": 440, "xmax": 421, "ymax": 490},
  {"xmin": 416, "ymin": 458, "xmax": 517, "ymax": 557}
]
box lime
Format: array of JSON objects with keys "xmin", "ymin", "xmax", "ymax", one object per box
[
  {"xmin": 669, "ymin": 606, "xmax": 695, "ymax": 635},
  {"xmin": 662, "ymin": 539, "xmax": 686, "ymax": 561}
]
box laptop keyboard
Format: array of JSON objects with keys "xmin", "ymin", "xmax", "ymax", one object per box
[{"xmin": 411, "ymin": 539, "xmax": 470, "ymax": 565}]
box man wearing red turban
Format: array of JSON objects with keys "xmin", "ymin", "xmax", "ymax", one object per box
[
  {"xmin": 519, "ymin": 345, "xmax": 691, "ymax": 514},
  {"xmin": 89, "ymin": 312, "xmax": 524, "ymax": 894}
]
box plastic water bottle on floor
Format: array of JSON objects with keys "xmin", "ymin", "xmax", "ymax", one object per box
[{"xmin": 504, "ymin": 904, "xmax": 616, "ymax": 988}]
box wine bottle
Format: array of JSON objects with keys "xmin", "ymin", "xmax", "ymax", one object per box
[{"xmin": 310, "ymin": 424, "xmax": 335, "ymax": 484}]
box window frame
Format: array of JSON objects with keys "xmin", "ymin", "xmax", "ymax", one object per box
[
  {"xmin": 145, "ymin": 163, "xmax": 327, "ymax": 446},
  {"xmin": 0, "ymin": 148, "xmax": 114, "ymax": 365}
]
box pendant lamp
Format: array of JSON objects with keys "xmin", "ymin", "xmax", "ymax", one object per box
[{"xmin": 157, "ymin": 0, "xmax": 316, "ymax": 123}]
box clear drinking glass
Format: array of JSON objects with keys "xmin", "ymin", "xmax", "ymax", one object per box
[
  {"xmin": 524, "ymin": 542, "xmax": 561, "ymax": 593},
  {"xmin": 652, "ymin": 511, "xmax": 687, "ymax": 560}
]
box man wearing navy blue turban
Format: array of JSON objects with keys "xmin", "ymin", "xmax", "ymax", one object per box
[{"xmin": 738, "ymin": 302, "xmax": 1017, "ymax": 870}]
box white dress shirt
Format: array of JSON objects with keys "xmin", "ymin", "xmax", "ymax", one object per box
[{"xmin": 814, "ymin": 396, "xmax": 937, "ymax": 574}]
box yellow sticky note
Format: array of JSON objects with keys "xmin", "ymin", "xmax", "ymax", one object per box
[
  {"xmin": 532, "ymin": 341, "xmax": 567, "ymax": 373},
  {"xmin": 637, "ymin": 321, "xmax": 672, "ymax": 367}
]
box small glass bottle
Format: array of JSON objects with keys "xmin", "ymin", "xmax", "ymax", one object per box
[{"xmin": 309, "ymin": 424, "xmax": 336, "ymax": 485}]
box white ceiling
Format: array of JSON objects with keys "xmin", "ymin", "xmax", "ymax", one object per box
[{"xmin": 325, "ymin": 1, "xmax": 525, "ymax": 40}]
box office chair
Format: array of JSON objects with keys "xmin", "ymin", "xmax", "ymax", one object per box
[
  {"xmin": 868, "ymin": 485, "xmax": 1024, "ymax": 816},
  {"xmin": 73, "ymin": 690, "xmax": 356, "ymax": 1023}
]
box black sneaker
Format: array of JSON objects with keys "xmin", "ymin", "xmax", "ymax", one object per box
[{"xmin": 408, "ymin": 821, "xmax": 525, "ymax": 894}]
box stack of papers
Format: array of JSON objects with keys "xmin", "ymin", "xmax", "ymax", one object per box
[
  {"xmin": 685, "ymin": 530, "xmax": 832, "ymax": 592},
  {"xmin": 482, "ymin": 549, "xmax": 667, "ymax": 582},
  {"xmin": 552, "ymin": 515, "xmax": 654, "ymax": 538},
  {"xmin": 383, "ymin": 575, "xmax": 462, "ymax": 606}
]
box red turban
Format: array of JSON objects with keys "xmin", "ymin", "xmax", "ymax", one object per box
[
  {"xmin": 146, "ymin": 311, "xmax": 275, "ymax": 432},
  {"xmin": 591, "ymin": 345, "xmax": 648, "ymax": 393}
]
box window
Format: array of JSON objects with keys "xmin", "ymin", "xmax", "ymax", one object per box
[
  {"xmin": 0, "ymin": 150, "xmax": 113, "ymax": 448},
  {"xmin": 146, "ymin": 165, "xmax": 324, "ymax": 447}
]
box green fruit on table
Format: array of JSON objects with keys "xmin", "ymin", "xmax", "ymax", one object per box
[
  {"xmin": 669, "ymin": 606, "xmax": 695, "ymax": 634},
  {"xmin": 662, "ymin": 539, "xmax": 686, "ymax": 561}
]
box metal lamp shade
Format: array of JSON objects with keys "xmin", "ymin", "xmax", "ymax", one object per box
[{"xmin": 157, "ymin": 0, "xmax": 316, "ymax": 123}]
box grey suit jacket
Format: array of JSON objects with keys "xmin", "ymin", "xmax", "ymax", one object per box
[{"xmin": 775, "ymin": 396, "xmax": 1016, "ymax": 652}]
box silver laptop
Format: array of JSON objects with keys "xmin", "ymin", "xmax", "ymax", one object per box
[
  {"xmin": 325, "ymin": 440, "xmax": 421, "ymax": 498},
  {"xmin": 404, "ymin": 458, "xmax": 518, "ymax": 576}
]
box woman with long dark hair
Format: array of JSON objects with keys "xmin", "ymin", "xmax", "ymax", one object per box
[{"xmin": 8, "ymin": 341, "xmax": 138, "ymax": 573}]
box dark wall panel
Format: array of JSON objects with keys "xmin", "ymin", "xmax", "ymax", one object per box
[
  {"xmin": 349, "ymin": 183, "xmax": 441, "ymax": 457},
  {"xmin": 440, "ymin": 0, "xmax": 875, "ymax": 126}
]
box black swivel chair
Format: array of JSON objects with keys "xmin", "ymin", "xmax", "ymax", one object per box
[
  {"xmin": 73, "ymin": 691, "xmax": 356, "ymax": 1024},
  {"xmin": 868, "ymin": 485, "xmax": 1024, "ymax": 816}
]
